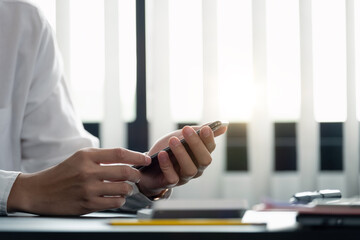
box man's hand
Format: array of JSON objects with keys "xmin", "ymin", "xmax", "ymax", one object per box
[
  {"xmin": 7, "ymin": 148, "xmax": 151, "ymax": 215},
  {"xmin": 137, "ymin": 124, "xmax": 227, "ymax": 198}
]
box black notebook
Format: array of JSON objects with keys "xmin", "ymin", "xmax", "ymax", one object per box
[
  {"xmin": 296, "ymin": 198, "xmax": 360, "ymax": 227},
  {"xmin": 138, "ymin": 199, "xmax": 248, "ymax": 219}
]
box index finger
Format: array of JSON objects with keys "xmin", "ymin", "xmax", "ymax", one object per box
[{"xmin": 87, "ymin": 148, "xmax": 151, "ymax": 166}]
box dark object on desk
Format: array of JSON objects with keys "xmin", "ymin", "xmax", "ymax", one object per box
[
  {"xmin": 297, "ymin": 214, "xmax": 360, "ymax": 227},
  {"xmin": 290, "ymin": 189, "xmax": 341, "ymax": 204},
  {"xmin": 138, "ymin": 199, "xmax": 247, "ymax": 219},
  {"xmin": 152, "ymin": 209, "xmax": 246, "ymax": 219},
  {"xmin": 296, "ymin": 197, "xmax": 360, "ymax": 227}
]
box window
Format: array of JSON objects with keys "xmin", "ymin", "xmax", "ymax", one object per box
[
  {"xmin": 267, "ymin": 0, "xmax": 301, "ymax": 121},
  {"xmin": 266, "ymin": 0, "xmax": 300, "ymax": 173},
  {"xmin": 312, "ymin": 0, "xmax": 347, "ymax": 122},
  {"xmin": 83, "ymin": 123, "xmax": 100, "ymax": 140},
  {"xmin": 355, "ymin": 0, "xmax": 360, "ymax": 121},
  {"xmin": 169, "ymin": 0, "xmax": 203, "ymax": 123},
  {"xmin": 70, "ymin": 0, "xmax": 105, "ymax": 123},
  {"xmin": 226, "ymin": 123, "xmax": 248, "ymax": 171},
  {"xmin": 218, "ymin": 0, "xmax": 253, "ymax": 122},
  {"xmin": 274, "ymin": 123, "xmax": 297, "ymax": 171},
  {"xmin": 118, "ymin": 0, "xmax": 137, "ymax": 123},
  {"xmin": 320, "ymin": 123, "xmax": 343, "ymax": 171}
]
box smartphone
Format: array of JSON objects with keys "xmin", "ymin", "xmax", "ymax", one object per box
[{"xmin": 136, "ymin": 120, "xmax": 228, "ymax": 172}]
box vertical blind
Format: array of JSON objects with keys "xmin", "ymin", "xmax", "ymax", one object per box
[
  {"xmin": 313, "ymin": 0, "xmax": 347, "ymax": 122},
  {"xmin": 267, "ymin": 0, "xmax": 301, "ymax": 121},
  {"xmin": 169, "ymin": 0, "xmax": 203, "ymax": 123},
  {"xmin": 31, "ymin": 0, "xmax": 360, "ymax": 205},
  {"xmin": 218, "ymin": 0, "xmax": 253, "ymax": 122},
  {"xmin": 355, "ymin": 0, "xmax": 360, "ymax": 121}
]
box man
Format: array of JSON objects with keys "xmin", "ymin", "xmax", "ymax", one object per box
[{"xmin": 0, "ymin": 0, "xmax": 227, "ymax": 215}]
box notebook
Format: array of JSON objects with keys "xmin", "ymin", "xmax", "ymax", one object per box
[{"xmin": 138, "ymin": 199, "xmax": 248, "ymax": 219}]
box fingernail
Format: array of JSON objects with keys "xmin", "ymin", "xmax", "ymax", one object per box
[
  {"xmin": 183, "ymin": 127, "xmax": 194, "ymax": 137},
  {"xmin": 170, "ymin": 137, "xmax": 180, "ymax": 147},
  {"xmin": 144, "ymin": 155, "xmax": 151, "ymax": 165},
  {"xmin": 202, "ymin": 127, "xmax": 211, "ymax": 138}
]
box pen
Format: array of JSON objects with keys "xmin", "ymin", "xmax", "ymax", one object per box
[{"xmin": 109, "ymin": 219, "xmax": 255, "ymax": 226}]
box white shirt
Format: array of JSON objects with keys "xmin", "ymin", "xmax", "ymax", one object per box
[{"xmin": 0, "ymin": 0, "xmax": 153, "ymax": 215}]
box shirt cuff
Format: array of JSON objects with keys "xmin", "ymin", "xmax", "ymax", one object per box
[{"xmin": 0, "ymin": 170, "xmax": 21, "ymax": 216}]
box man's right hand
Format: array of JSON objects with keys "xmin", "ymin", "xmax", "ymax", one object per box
[{"xmin": 7, "ymin": 148, "xmax": 151, "ymax": 215}]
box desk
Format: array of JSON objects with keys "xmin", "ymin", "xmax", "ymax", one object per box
[{"xmin": 1, "ymin": 211, "xmax": 360, "ymax": 240}]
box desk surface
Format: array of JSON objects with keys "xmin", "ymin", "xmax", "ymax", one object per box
[{"xmin": 1, "ymin": 211, "xmax": 360, "ymax": 240}]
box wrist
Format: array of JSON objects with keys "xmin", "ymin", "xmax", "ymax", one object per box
[{"xmin": 7, "ymin": 173, "xmax": 36, "ymax": 213}]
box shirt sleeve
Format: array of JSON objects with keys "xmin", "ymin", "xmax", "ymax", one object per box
[
  {"xmin": 20, "ymin": 16, "xmax": 99, "ymax": 173},
  {"xmin": 0, "ymin": 171, "xmax": 20, "ymax": 215},
  {"xmin": 0, "ymin": 11, "xmax": 99, "ymax": 216}
]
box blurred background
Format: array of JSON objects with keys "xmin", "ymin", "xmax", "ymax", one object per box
[{"xmin": 29, "ymin": 0, "xmax": 360, "ymax": 207}]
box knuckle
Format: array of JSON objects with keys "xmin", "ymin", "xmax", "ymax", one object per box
[
  {"xmin": 80, "ymin": 198, "xmax": 93, "ymax": 212},
  {"xmin": 76, "ymin": 147, "xmax": 96, "ymax": 157},
  {"xmin": 183, "ymin": 128, "xmax": 196, "ymax": 141},
  {"xmin": 81, "ymin": 184, "xmax": 94, "ymax": 199},
  {"xmin": 85, "ymin": 147, "xmax": 97, "ymax": 152},
  {"xmin": 122, "ymin": 183, "xmax": 133, "ymax": 195},
  {"xmin": 74, "ymin": 149, "xmax": 87, "ymax": 161},
  {"xmin": 181, "ymin": 167, "xmax": 198, "ymax": 180},
  {"xmin": 188, "ymin": 168, "xmax": 198, "ymax": 178},
  {"xmin": 78, "ymin": 165, "xmax": 94, "ymax": 181},
  {"xmin": 121, "ymin": 165, "xmax": 139, "ymax": 181},
  {"xmin": 73, "ymin": 149, "xmax": 93, "ymax": 167},
  {"xmin": 120, "ymin": 165, "xmax": 132, "ymax": 177},
  {"xmin": 159, "ymin": 159, "xmax": 172, "ymax": 170},
  {"xmin": 202, "ymin": 155, "xmax": 213, "ymax": 168},
  {"xmin": 167, "ymin": 175, "xmax": 179, "ymax": 186},
  {"xmin": 209, "ymin": 142, "xmax": 216, "ymax": 153},
  {"xmin": 189, "ymin": 134, "xmax": 202, "ymax": 146},
  {"xmin": 114, "ymin": 148, "xmax": 126, "ymax": 160}
]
